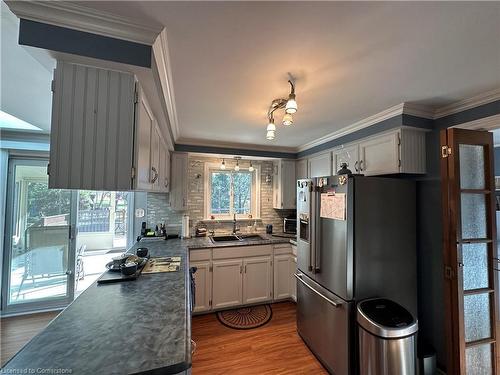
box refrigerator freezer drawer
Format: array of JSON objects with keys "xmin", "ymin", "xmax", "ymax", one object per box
[{"xmin": 296, "ymin": 273, "xmax": 352, "ymax": 375}]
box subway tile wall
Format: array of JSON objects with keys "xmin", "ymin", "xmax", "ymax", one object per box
[{"xmin": 146, "ymin": 156, "xmax": 295, "ymax": 236}]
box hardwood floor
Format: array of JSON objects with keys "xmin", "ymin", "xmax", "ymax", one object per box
[
  {"xmin": 0, "ymin": 311, "xmax": 59, "ymax": 366},
  {"xmin": 192, "ymin": 301, "xmax": 327, "ymax": 374}
]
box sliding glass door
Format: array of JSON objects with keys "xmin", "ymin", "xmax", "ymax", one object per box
[{"xmin": 2, "ymin": 158, "xmax": 77, "ymax": 314}]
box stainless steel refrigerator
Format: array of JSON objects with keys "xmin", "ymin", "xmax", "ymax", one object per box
[{"xmin": 295, "ymin": 175, "xmax": 417, "ymax": 374}]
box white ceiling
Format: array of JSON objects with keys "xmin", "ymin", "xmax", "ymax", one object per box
[
  {"xmin": 1, "ymin": 2, "xmax": 55, "ymax": 132},
  {"xmin": 73, "ymin": 1, "xmax": 500, "ymax": 149},
  {"xmin": 17, "ymin": 2, "xmax": 500, "ymax": 148}
]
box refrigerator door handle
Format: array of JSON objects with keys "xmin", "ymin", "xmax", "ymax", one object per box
[
  {"xmin": 313, "ymin": 191, "xmax": 321, "ymax": 273},
  {"xmin": 295, "ymin": 273, "xmax": 340, "ymax": 307}
]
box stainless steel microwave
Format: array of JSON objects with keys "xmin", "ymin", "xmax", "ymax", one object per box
[{"xmin": 283, "ymin": 218, "xmax": 297, "ymax": 234}]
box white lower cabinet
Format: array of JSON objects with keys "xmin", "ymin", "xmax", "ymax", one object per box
[
  {"xmin": 191, "ymin": 243, "xmax": 295, "ymax": 314},
  {"xmin": 274, "ymin": 254, "xmax": 292, "ymax": 300},
  {"xmin": 191, "ymin": 261, "xmax": 212, "ymax": 313},
  {"xmin": 243, "ymin": 257, "xmax": 272, "ymax": 304},
  {"xmin": 212, "ymin": 259, "xmax": 243, "ymax": 309}
]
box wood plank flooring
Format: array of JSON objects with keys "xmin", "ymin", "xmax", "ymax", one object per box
[
  {"xmin": 1, "ymin": 311, "xmax": 59, "ymax": 366},
  {"xmin": 191, "ymin": 301, "xmax": 327, "ymax": 374}
]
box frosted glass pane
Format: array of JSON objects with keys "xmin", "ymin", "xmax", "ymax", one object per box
[
  {"xmin": 461, "ymin": 194, "xmax": 487, "ymax": 239},
  {"xmin": 466, "ymin": 344, "xmax": 492, "ymax": 375},
  {"xmin": 459, "ymin": 144, "xmax": 485, "ymax": 190},
  {"xmin": 463, "ymin": 243, "xmax": 489, "ymax": 290},
  {"xmin": 464, "ymin": 293, "xmax": 491, "ymax": 342}
]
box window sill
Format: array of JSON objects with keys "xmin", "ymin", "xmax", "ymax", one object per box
[{"xmin": 201, "ymin": 218, "xmax": 262, "ymax": 223}]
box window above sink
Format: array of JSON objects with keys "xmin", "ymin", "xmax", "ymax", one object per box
[{"xmin": 204, "ymin": 162, "xmax": 261, "ymax": 220}]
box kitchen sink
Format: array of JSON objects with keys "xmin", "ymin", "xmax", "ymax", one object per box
[
  {"xmin": 209, "ymin": 234, "xmax": 265, "ymax": 243},
  {"xmin": 210, "ymin": 235, "xmax": 241, "ymax": 242}
]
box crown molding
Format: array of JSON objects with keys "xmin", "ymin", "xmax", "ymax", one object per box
[
  {"xmin": 297, "ymin": 103, "xmax": 409, "ymax": 152},
  {"xmin": 5, "ymin": 1, "xmax": 161, "ymax": 44},
  {"xmin": 176, "ymin": 137, "xmax": 297, "ymax": 154},
  {"xmin": 152, "ymin": 29, "xmax": 180, "ymax": 142},
  {"xmin": 434, "ymin": 87, "xmax": 500, "ymax": 119},
  {"xmin": 451, "ymin": 114, "xmax": 500, "ymax": 132}
]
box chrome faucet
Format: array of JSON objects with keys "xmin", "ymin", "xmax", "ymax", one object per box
[{"xmin": 232, "ymin": 213, "xmax": 240, "ymax": 235}]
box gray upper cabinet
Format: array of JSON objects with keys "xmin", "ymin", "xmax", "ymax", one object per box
[
  {"xmin": 332, "ymin": 143, "xmax": 359, "ymax": 174},
  {"xmin": 49, "ymin": 61, "xmax": 172, "ymax": 192},
  {"xmin": 296, "ymin": 159, "xmax": 308, "ymax": 180},
  {"xmin": 308, "ymin": 152, "xmax": 332, "ymax": 178},
  {"xmin": 169, "ymin": 152, "xmax": 189, "ymax": 211},
  {"xmin": 273, "ymin": 160, "xmax": 296, "ymax": 209}
]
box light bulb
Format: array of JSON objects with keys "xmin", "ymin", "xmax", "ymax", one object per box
[
  {"xmin": 266, "ymin": 122, "xmax": 276, "ymax": 131},
  {"xmin": 266, "ymin": 130, "xmax": 275, "ymax": 140},
  {"xmin": 234, "ymin": 161, "xmax": 240, "ymax": 171},
  {"xmin": 285, "ymin": 94, "xmax": 297, "ymax": 114},
  {"xmin": 282, "ymin": 113, "xmax": 293, "ymax": 126},
  {"xmin": 249, "ymin": 162, "xmax": 254, "ymax": 172},
  {"xmin": 220, "ymin": 159, "xmax": 226, "ymax": 170}
]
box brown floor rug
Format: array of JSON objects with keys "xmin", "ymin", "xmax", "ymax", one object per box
[{"xmin": 217, "ymin": 304, "xmax": 272, "ymax": 330}]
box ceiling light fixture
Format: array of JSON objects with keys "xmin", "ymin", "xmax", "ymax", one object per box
[
  {"xmin": 282, "ymin": 113, "xmax": 293, "ymax": 126},
  {"xmin": 266, "ymin": 118, "xmax": 276, "ymax": 140},
  {"xmin": 249, "ymin": 161, "xmax": 254, "ymax": 172},
  {"xmin": 220, "ymin": 159, "xmax": 226, "ymax": 170},
  {"xmin": 265, "ymin": 78, "xmax": 298, "ymax": 140},
  {"xmin": 234, "ymin": 157, "xmax": 241, "ymax": 171}
]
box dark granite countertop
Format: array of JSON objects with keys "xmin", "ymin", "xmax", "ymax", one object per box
[
  {"xmin": 2, "ymin": 234, "xmax": 296, "ymax": 375},
  {"xmin": 2, "ymin": 240, "xmax": 191, "ymax": 375},
  {"xmin": 185, "ymin": 233, "xmax": 295, "ymax": 249}
]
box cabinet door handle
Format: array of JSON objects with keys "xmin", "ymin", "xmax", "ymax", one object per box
[
  {"xmin": 151, "ymin": 167, "xmax": 158, "ymax": 183},
  {"xmin": 164, "ymin": 178, "xmax": 169, "ymax": 188},
  {"xmin": 359, "ymin": 160, "xmax": 364, "ymax": 171},
  {"xmin": 354, "ymin": 161, "xmax": 359, "ymax": 172}
]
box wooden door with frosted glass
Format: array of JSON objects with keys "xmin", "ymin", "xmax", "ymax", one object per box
[{"xmin": 441, "ymin": 128, "xmax": 498, "ymax": 374}]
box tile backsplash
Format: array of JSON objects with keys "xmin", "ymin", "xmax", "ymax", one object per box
[{"xmin": 146, "ymin": 155, "xmax": 295, "ymax": 236}]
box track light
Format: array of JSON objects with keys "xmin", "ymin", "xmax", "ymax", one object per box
[
  {"xmin": 220, "ymin": 159, "xmax": 226, "ymax": 170},
  {"xmin": 249, "ymin": 162, "xmax": 254, "ymax": 172}
]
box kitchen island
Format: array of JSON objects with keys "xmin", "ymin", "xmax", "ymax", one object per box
[
  {"xmin": 2, "ymin": 240, "xmax": 192, "ymax": 375},
  {"xmin": 2, "ymin": 234, "xmax": 295, "ymax": 375}
]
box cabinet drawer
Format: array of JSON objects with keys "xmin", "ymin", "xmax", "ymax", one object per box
[
  {"xmin": 274, "ymin": 244, "xmax": 293, "ymax": 255},
  {"xmin": 190, "ymin": 249, "xmax": 211, "ymax": 261},
  {"xmin": 213, "ymin": 245, "xmax": 272, "ymax": 260}
]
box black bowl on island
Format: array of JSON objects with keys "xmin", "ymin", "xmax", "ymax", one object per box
[
  {"xmin": 136, "ymin": 247, "xmax": 148, "ymax": 257},
  {"xmin": 121, "ymin": 262, "xmax": 138, "ymax": 276}
]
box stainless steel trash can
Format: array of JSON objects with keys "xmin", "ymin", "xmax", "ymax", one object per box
[{"xmin": 357, "ymin": 298, "xmax": 418, "ymax": 375}]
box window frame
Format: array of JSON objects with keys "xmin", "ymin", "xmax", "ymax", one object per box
[{"xmin": 204, "ymin": 163, "xmax": 261, "ymax": 220}]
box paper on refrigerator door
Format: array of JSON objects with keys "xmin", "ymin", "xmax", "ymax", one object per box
[{"xmin": 320, "ymin": 192, "xmax": 346, "ymax": 220}]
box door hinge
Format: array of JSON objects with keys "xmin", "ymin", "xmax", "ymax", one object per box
[
  {"xmin": 51, "ymin": 80, "xmax": 55, "ymax": 92},
  {"xmin": 131, "ymin": 167, "xmax": 136, "ymax": 179},
  {"xmin": 398, "ymin": 159, "xmax": 401, "ymax": 168},
  {"xmin": 441, "ymin": 146, "xmax": 452, "ymax": 158},
  {"xmin": 444, "ymin": 265, "xmax": 454, "ymax": 279},
  {"xmin": 398, "ymin": 134, "xmax": 401, "ymax": 146}
]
